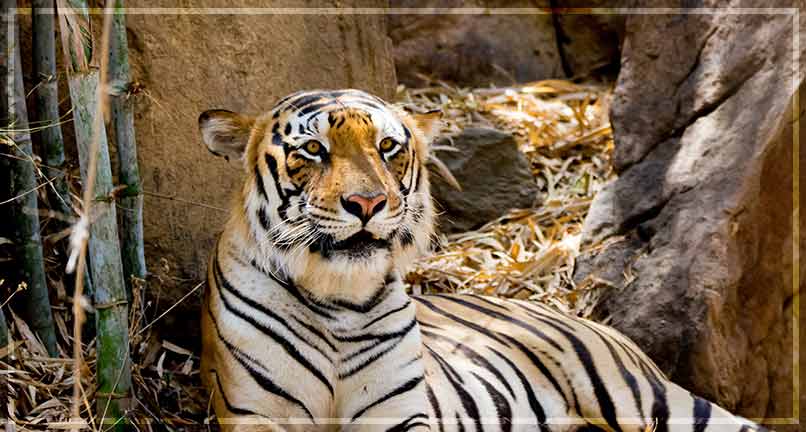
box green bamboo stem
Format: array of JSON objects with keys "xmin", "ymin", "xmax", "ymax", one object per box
[
  {"xmin": 2, "ymin": 0, "xmax": 58, "ymax": 356},
  {"xmin": 57, "ymin": 0, "xmax": 132, "ymax": 426},
  {"xmin": 0, "ymin": 305, "xmax": 8, "ymax": 350},
  {"xmin": 33, "ymin": 0, "xmax": 96, "ymax": 333},
  {"xmin": 109, "ymin": 0, "xmax": 146, "ymax": 296},
  {"xmin": 0, "ymin": 104, "xmax": 8, "ymax": 354},
  {"xmin": 32, "ymin": 0, "xmax": 72, "ymax": 222}
]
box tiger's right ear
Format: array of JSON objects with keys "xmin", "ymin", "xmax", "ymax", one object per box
[
  {"xmin": 413, "ymin": 109, "xmax": 443, "ymax": 143},
  {"xmin": 198, "ymin": 109, "xmax": 256, "ymax": 160}
]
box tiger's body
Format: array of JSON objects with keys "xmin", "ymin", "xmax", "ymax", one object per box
[{"xmin": 199, "ymin": 89, "xmax": 767, "ymax": 432}]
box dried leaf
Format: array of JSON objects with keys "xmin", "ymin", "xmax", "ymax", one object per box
[
  {"xmin": 162, "ymin": 341, "xmax": 193, "ymax": 357},
  {"xmin": 156, "ymin": 351, "xmax": 166, "ymax": 380}
]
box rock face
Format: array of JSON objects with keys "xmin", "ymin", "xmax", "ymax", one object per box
[
  {"xmin": 574, "ymin": 3, "xmax": 803, "ymax": 424},
  {"xmin": 389, "ymin": 1, "xmax": 623, "ymax": 86},
  {"xmin": 430, "ymin": 128, "xmax": 539, "ymax": 233},
  {"xmin": 126, "ymin": 1, "xmax": 396, "ymax": 283},
  {"xmin": 389, "ymin": 0, "xmax": 564, "ymax": 86},
  {"xmin": 552, "ymin": 0, "xmax": 624, "ymax": 78}
]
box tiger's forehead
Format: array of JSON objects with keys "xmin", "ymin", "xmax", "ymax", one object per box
[{"xmin": 267, "ymin": 90, "xmax": 407, "ymax": 147}]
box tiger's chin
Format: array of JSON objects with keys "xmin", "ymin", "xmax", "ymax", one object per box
[
  {"xmin": 281, "ymin": 243, "xmax": 395, "ymax": 305},
  {"xmin": 269, "ymin": 229, "xmax": 424, "ymax": 306}
]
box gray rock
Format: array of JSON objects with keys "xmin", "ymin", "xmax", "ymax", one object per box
[
  {"xmin": 430, "ymin": 128, "xmax": 539, "ymax": 233},
  {"xmin": 553, "ymin": 0, "xmax": 625, "ymax": 79},
  {"xmin": 389, "ymin": 1, "xmax": 624, "ymax": 86},
  {"xmin": 388, "ymin": 0, "xmax": 564, "ymax": 87},
  {"xmin": 574, "ymin": 1, "xmax": 804, "ymax": 423}
]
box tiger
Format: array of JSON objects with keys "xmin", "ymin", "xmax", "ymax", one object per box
[{"xmin": 198, "ymin": 89, "xmax": 769, "ymax": 432}]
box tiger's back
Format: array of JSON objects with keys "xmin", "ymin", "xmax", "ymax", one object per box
[{"xmin": 416, "ymin": 294, "xmax": 752, "ymax": 432}]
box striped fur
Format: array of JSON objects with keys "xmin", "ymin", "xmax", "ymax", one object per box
[{"xmin": 198, "ymin": 90, "xmax": 768, "ymax": 432}]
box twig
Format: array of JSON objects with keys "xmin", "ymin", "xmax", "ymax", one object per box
[
  {"xmin": 135, "ymin": 281, "xmax": 203, "ymax": 337},
  {"xmin": 0, "ymin": 282, "xmax": 26, "ymax": 309},
  {"xmin": 4, "ymin": 138, "xmax": 72, "ymax": 221},
  {"xmin": 0, "ymin": 175, "xmax": 58, "ymax": 205},
  {"xmin": 141, "ymin": 190, "xmax": 227, "ymax": 212},
  {"xmin": 0, "ymin": 151, "xmax": 71, "ymax": 175}
]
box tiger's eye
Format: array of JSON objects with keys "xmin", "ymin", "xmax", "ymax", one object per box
[
  {"xmin": 304, "ymin": 140, "xmax": 322, "ymax": 155},
  {"xmin": 380, "ymin": 138, "xmax": 398, "ymax": 152}
]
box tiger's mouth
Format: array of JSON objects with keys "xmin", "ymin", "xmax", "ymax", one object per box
[
  {"xmin": 309, "ymin": 230, "xmax": 391, "ymax": 259},
  {"xmin": 333, "ymin": 230, "xmax": 390, "ymax": 257}
]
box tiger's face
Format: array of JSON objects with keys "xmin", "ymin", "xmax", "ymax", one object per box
[{"xmin": 199, "ymin": 90, "xmax": 440, "ymax": 303}]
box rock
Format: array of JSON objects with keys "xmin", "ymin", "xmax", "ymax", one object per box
[
  {"xmin": 388, "ymin": 0, "xmax": 564, "ymax": 87},
  {"xmin": 574, "ymin": 2, "xmax": 804, "ymax": 424},
  {"xmin": 430, "ymin": 128, "xmax": 539, "ymax": 233},
  {"xmin": 389, "ymin": 1, "xmax": 625, "ymax": 86},
  {"xmin": 552, "ymin": 0, "xmax": 625, "ymax": 79}
]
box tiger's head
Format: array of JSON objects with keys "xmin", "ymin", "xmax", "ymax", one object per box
[{"xmin": 199, "ymin": 89, "xmax": 440, "ymax": 303}]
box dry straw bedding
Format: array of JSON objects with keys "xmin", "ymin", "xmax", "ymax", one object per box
[
  {"xmin": 400, "ymin": 80, "xmax": 615, "ymax": 315},
  {"xmin": 2, "ymin": 80, "xmax": 615, "ymax": 429}
]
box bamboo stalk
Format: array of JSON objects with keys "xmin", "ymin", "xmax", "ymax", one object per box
[
  {"xmin": 32, "ymin": 0, "xmax": 96, "ymax": 337},
  {"xmin": 0, "ymin": 144, "xmax": 10, "ymax": 425},
  {"xmin": 57, "ymin": 0, "xmax": 132, "ymax": 428},
  {"xmin": 2, "ymin": 0, "xmax": 59, "ymax": 357},
  {"xmin": 32, "ymin": 0, "xmax": 72, "ymax": 222},
  {"xmin": 0, "ymin": 103, "xmax": 8, "ymax": 356},
  {"xmin": 109, "ymin": 0, "xmax": 146, "ymax": 296},
  {"xmin": 0, "ymin": 305, "xmax": 7, "ymax": 350}
]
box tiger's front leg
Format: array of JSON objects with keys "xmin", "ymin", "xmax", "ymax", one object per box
[
  {"xmin": 214, "ymin": 412, "xmax": 287, "ymax": 432},
  {"xmin": 336, "ymin": 373, "xmax": 432, "ymax": 432},
  {"xmin": 338, "ymin": 378, "xmax": 432, "ymax": 432},
  {"xmin": 201, "ymin": 270, "xmax": 336, "ymax": 432},
  {"xmin": 202, "ymin": 368, "xmax": 289, "ymax": 432},
  {"xmin": 332, "ymin": 302, "xmax": 432, "ymax": 432}
]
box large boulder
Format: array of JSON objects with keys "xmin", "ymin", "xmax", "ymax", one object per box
[
  {"xmin": 574, "ymin": 2, "xmax": 803, "ymax": 424},
  {"xmin": 431, "ymin": 128, "xmax": 539, "ymax": 233},
  {"xmin": 389, "ymin": 1, "xmax": 623, "ymax": 86},
  {"xmin": 389, "ymin": 0, "xmax": 564, "ymax": 86},
  {"xmin": 552, "ymin": 0, "xmax": 624, "ymax": 78}
]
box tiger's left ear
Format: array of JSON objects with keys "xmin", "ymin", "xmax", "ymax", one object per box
[
  {"xmin": 414, "ymin": 109, "xmax": 462, "ymax": 190},
  {"xmin": 413, "ymin": 109, "xmax": 443, "ymax": 142},
  {"xmin": 198, "ymin": 109, "xmax": 256, "ymax": 160}
]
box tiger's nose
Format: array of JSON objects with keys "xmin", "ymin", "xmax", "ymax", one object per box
[{"xmin": 341, "ymin": 193, "xmax": 387, "ymax": 223}]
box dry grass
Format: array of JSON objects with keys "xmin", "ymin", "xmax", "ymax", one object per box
[
  {"xmin": 2, "ymin": 277, "xmax": 209, "ymax": 430},
  {"xmin": 1, "ymin": 79, "xmax": 615, "ymax": 429},
  {"xmin": 3, "ymin": 302, "xmax": 95, "ymax": 429},
  {"xmin": 399, "ymin": 80, "xmax": 615, "ymax": 316}
]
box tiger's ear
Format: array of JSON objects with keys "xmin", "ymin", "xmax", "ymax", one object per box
[
  {"xmin": 198, "ymin": 109, "xmax": 256, "ymax": 160},
  {"xmin": 414, "ymin": 109, "xmax": 461, "ymax": 190},
  {"xmin": 413, "ymin": 109, "xmax": 442, "ymax": 142}
]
